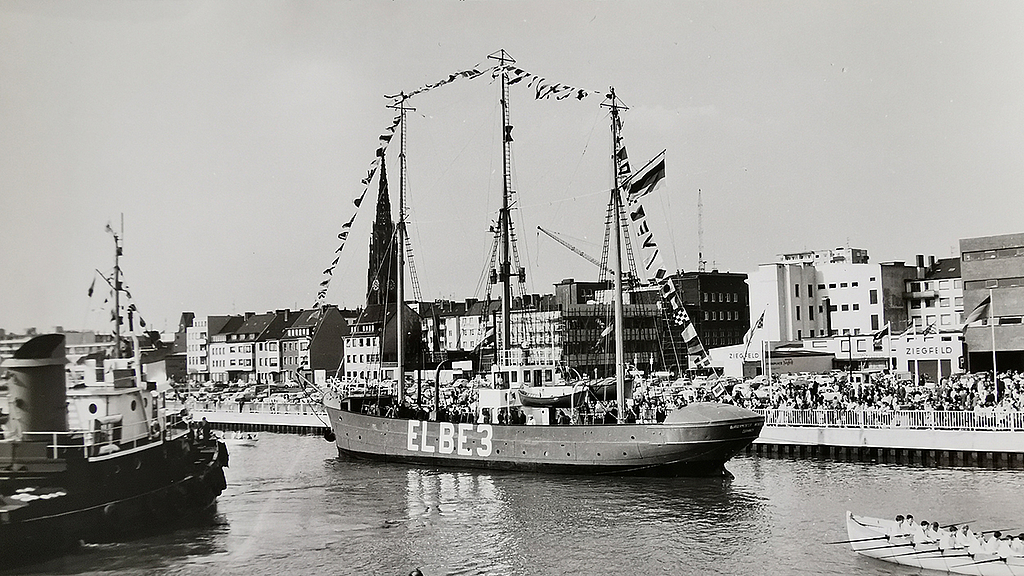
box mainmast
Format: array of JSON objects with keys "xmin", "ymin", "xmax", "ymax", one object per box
[
  {"xmin": 489, "ymin": 49, "xmax": 516, "ymax": 386},
  {"xmin": 603, "ymin": 88, "xmax": 627, "ymax": 420},
  {"xmin": 387, "ymin": 93, "xmax": 414, "ymax": 402},
  {"xmin": 108, "ymin": 216, "xmax": 124, "ymax": 359}
]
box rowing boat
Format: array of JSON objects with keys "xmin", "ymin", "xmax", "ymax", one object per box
[{"xmin": 846, "ymin": 511, "xmax": 1024, "ymax": 575}]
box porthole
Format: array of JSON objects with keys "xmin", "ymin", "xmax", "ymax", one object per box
[
  {"xmin": 131, "ymin": 400, "xmax": 137, "ymax": 411},
  {"xmin": 89, "ymin": 403, "xmax": 98, "ymax": 414},
  {"xmin": 143, "ymin": 397, "xmax": 149, "ymax": 408}
]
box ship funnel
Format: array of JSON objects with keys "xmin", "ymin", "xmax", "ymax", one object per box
[{"xmin": 2, "ymin": 334, "xmax": 69, "ymax": 436}]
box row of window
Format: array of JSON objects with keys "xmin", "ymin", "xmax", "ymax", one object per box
[
  {"xmin": 210, "ymin": 358, "xmax": 253, "ymax": 368},
  {"xmin": 909, "ymin": 297, "xmax": 962, "ymax": 309},
  {"xmin": 346, "ymin": 337, "xmax": 380, "ymax": 348},
  {"xmin": 702, "ymin": 292, "xmax": 740, "ymax": 303},
  {"xmin": 963, "ymin": 247, "xmax": 1024, "ymax": 261},
  {"xmin": 964, "ymin": 277, "xmax": 1024, "ymax": 290},
  {"xmin": 702, "ymin": 310, "xmax": 742, "ymax": 321},
  {"xmin": 346, "ymin": 354, "xmax": 381, "ymax": 365},
  {"xmin": 908, "ymin": 279, "xmax": 962, "ymax": 291}
]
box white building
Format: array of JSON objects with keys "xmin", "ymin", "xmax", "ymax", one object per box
[{"xmin": 749, "ymin": 248, "xmax": 916, "ymax": 341}]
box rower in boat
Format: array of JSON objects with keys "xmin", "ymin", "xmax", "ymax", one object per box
[
  {"xmin": 939, "ymin": 525, "xmax": 956, "ymax": 551},
  {"xmin": 956, "ymin": 524, "xmax": 979, "ymax": 550},
  {"xmin": 887, "ymin": 515, "xmax": 906, "ymax": 539},
  {"xmin": 1012, "ymin": 534, "xmax": 1024, "ymax": 556}
]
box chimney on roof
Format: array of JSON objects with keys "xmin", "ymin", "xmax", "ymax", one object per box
[
  {"xmin": 244, "ymin": 312, "xmax": 255, "ymax": 321},
  {"xmin": 927, "ymin": 255, "xmax": 936, "ymax": 268},
  {"xmin": 916, "ymin": 254, "xmax": 925, "ymax": 268}
]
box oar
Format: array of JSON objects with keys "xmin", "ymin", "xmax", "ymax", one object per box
[
  {"xmin": 825, "ymin": 535, "xmax": 889, "ymax": 545},
  {"xmin": 856, "ymin": 541, "xmax": 913, "ymax": 553},
  {"xmin": 951, "ymin": 556, "xmax": 1006, "ymax": 569}
]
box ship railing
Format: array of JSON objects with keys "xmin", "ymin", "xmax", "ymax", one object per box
[
  {"xmin": 14, "ymin": 416, "xmax": 169, "ymax": 459},
  {"xmin": 754, "ymin": 409, "xmax": 1024, "ymax": 432}
]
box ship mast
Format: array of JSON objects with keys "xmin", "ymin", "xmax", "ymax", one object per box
[
  {"xmin": 108, "ymin": 215, "xmax": 124, "ymax": 359},
  {"xmin": 603, "ymin": 89, "xmax": 627, "ymax": 420},
  {"xmin": 387, "ymin": 93, "xmax": 413, "ymax": 402},
  {"xmin": 489, "ymin": 49, "xmax": 515, "ymax": 386}
]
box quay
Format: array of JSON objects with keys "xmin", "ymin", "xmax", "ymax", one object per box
[
  {"xmin": 749, "ymin": 408, "xmax": 1024, "ymax": 469},
  {"xmin": 177, "ymin": 402, "xmax": 1024, "ymax": 469},
  {"xmin": 177, "ymin": 401, "xmax": 330, "ymax": 435}
]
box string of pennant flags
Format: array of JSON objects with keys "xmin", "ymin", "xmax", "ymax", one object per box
[{"xmin": 314, "ymin": 61, "xmax": 605, "ymax": 306}]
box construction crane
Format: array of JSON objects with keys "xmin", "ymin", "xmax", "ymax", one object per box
[
  {"xmin": 537, "ymin": 226, "xmax": 641, "ymax": 288},
  {"xmin": 537, "ymin": 226, "xmax": 609, "ymax": 274}
]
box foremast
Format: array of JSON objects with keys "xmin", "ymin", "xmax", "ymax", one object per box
[
  {"xmin": 387, "ymin": 93, "xmax": 414, "ymax": 402},
  {"xmin": 490, "ymin": 49, "xmax": 516, "ymax": 387}
]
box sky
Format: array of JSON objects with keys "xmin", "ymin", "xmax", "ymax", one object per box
[{"xmin": 2, "ymin": 1, "xmax": 1023, "ymax": 335}]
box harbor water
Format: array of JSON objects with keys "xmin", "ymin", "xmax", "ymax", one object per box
[{"xmin": 6, "ymin": 433, "xmax": 1022, "ymax": 576}]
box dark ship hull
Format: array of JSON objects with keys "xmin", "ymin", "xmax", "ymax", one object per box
[
  {"xmin": 0, "ymin": 430, "xmax": 227, "ymax": 560},
  {"xmin": 324, "ymin": 397, "xmax": 762, "ymax": 477},
  {"xmin": 0, "ymin": 334, "xmax": 229, "ymax": 564}
]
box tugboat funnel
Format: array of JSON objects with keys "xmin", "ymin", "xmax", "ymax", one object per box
[{"xmin": 2, "ymin": 334, "xmax": 69, "ymax": 436}]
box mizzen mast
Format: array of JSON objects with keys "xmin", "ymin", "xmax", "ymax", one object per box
[{"xmin": 603, "ymin": 88, "xmax": 628, "ymax": 420}]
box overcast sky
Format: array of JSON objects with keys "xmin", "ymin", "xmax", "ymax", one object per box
[{"xmin": 2, "ymin": 1, "xmax": 1022, "ymax": 335}]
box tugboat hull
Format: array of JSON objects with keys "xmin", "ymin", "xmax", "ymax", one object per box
[
  {"xmin": 324, "ymin": 400, "xmax": 761, "ymax": 477},
  {"xmin": 0, "ymin": 435, "xmax": 228, "ymax": 560}
]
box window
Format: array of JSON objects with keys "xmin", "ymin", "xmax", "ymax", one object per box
[
  {"xmin": 818, "ymin": 284, "xmax": 826, "ymax": 290},
  {"xmin": 852, "ymin": 281, "xmax": 859, "ymax": 287},
  {"xmin": 954, "ymin": 279, "xmax": 962, "ymax": 289},
  {"xmin": 703, "ymin": 293, "xmax": 709, "ymax": 302},
  {"xmin": 840, "ymin": 282, "xmax": 848, "ymax": 288},
  {"xmin": 857, "ymin": 340, "xmax": 867, "ymax": 352},
  {"xmin": 809, "ymin": 306, "xmax": 814, "ymax": 321},
  {"xmin": 795, "ymin": 285, "xmax": 800, "ymax": 297},
  {"xmin": 796, "ymin": 307, "xmax": 801, "ymax": 320},
  {"xmin": 841, "ymin": 304, "xmax": 849, "ymax": 311},
  {"xmin": 939, "ymin": 280, "xmax": 950, "ymax": 290},
  {"xmin": 841, "ymin": 340, "xmax": 850, "ymax": 352},
  {"xmin": 911, "ymin": 301, "xmax": 922, "ymax": 309},
  {"xmin": 926, "ymin": 299, "xmax": 935, "ymax": 308},
  {"xmin": 869, "ymin": 289, "xmax": 878, "ymax": 305},
  {"xmin": 955, "ymin": 297, "xmax": 963, "ymax": 307},
  {"xmin": 940, "ymin": 298, "xmax": 950, "ymax": 307},
  {"xmin": 852, "ymin": 304, "xmax": 860, "ymax": 311},
  {"xmin": 941, "ymin": 314, "xmax": 952, "ymax": 326},
  {"xmin": 871, "ymin": 315, "xmax": 879, "ymax": 331},
  {"xmin": 808, "ymin": 284, "xmax": 813, "ymax": 297},
  {"xmin": 911, "ymin": 282, "xmax": 921, "ymax": 291},
  {"xmin": 870, "ymin": 277, "xmax": 876, "ymax": 282},
  {"xmin": 797, "ymin": 329, "xmax": 802, "ymax": 339},
  {"xmin": 810, "ymin": 330, "xmax": 815, "ymax": 337},
  {"xmin": 829, "ymin": 283, "xmax": 837, "ymax": 289},
  {"xmin": 927, "ymin": 315, "xmax": 937, "ymax": 326}
]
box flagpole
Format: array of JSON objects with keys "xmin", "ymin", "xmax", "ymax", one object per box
[
  {"xmin": 886, "ymin": 322, "xmax": 892, "ymax": 373},
  {"xmin": 989, "ymin": 288, "xmax": 997, "ymax": 398}
]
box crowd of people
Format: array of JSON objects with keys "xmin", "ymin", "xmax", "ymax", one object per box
[
  {"xmin": 730, "ymin": 370, "xmax": 1024, "ymax": 412},
  {"xmin": 885, "ymin": 514, "xmax": 1024, "ymax": 557}
]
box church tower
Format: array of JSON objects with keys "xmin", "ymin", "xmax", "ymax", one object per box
[{"xmin": 366, "ymin": 151, "xmax": 398, "ymax": 306}]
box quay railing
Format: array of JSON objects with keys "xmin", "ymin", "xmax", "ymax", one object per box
[
  {"xmin": 178, "ymin": 400, "xmax": 327, "ymax": 418},
  {"xmin": 754, "ymin": 409, "xmax": 1024, "ymax": 432}
]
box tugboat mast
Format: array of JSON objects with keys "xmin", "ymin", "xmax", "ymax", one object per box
[
  {"xmin": 489, "ymin": 49, "xmax": 516, "ymax": 386},
  {"xmin": 109, "ymin": 215, "xmax": 124, "ymax": 359}
]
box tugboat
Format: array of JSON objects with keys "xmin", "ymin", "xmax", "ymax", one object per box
[
  {"xmin": 321, "ymin": 51, "xmax": 762, "ymax": 477},
  {"xmin": 0, "ymin": 229, "xmax": 227, "ymax": 563}
]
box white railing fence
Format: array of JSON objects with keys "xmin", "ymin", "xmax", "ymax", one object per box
[{"xmin": 754, "ymin": 409, "xmax": 1024, "ymax": 432}]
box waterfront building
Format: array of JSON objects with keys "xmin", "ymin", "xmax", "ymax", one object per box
[
  {"xmin": 960, "ymin": 231, "xmax": 1024, "ymax": 372},
  {"xmin": 207, "ymin": 315, "xmax": 246, "ymax": 383},
  {"xmin": 749, "ymin": 248, "xmax": 917, "ymax": 341},
  {"xmin": 668, "ymin": 270, "xmax": 750, "ymax": 349},
  {"xmin": 279, "ymin": 305, "xmax": 357, "ymax": 383},
  {"xmin": 905, "ymin": 255, "xmax": 964, "ymax": 332},
  {"xmin": 553, "ymin": 279, "xmax": 668, "ymax": 377},
  {"xmin": 342, "ymin": 303, "xmax": 422, "ymax": 381}
]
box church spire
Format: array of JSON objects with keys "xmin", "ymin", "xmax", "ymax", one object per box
[{"xmin": 367, "ymin": 151, "xmax": 398, "ymax": 306}]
